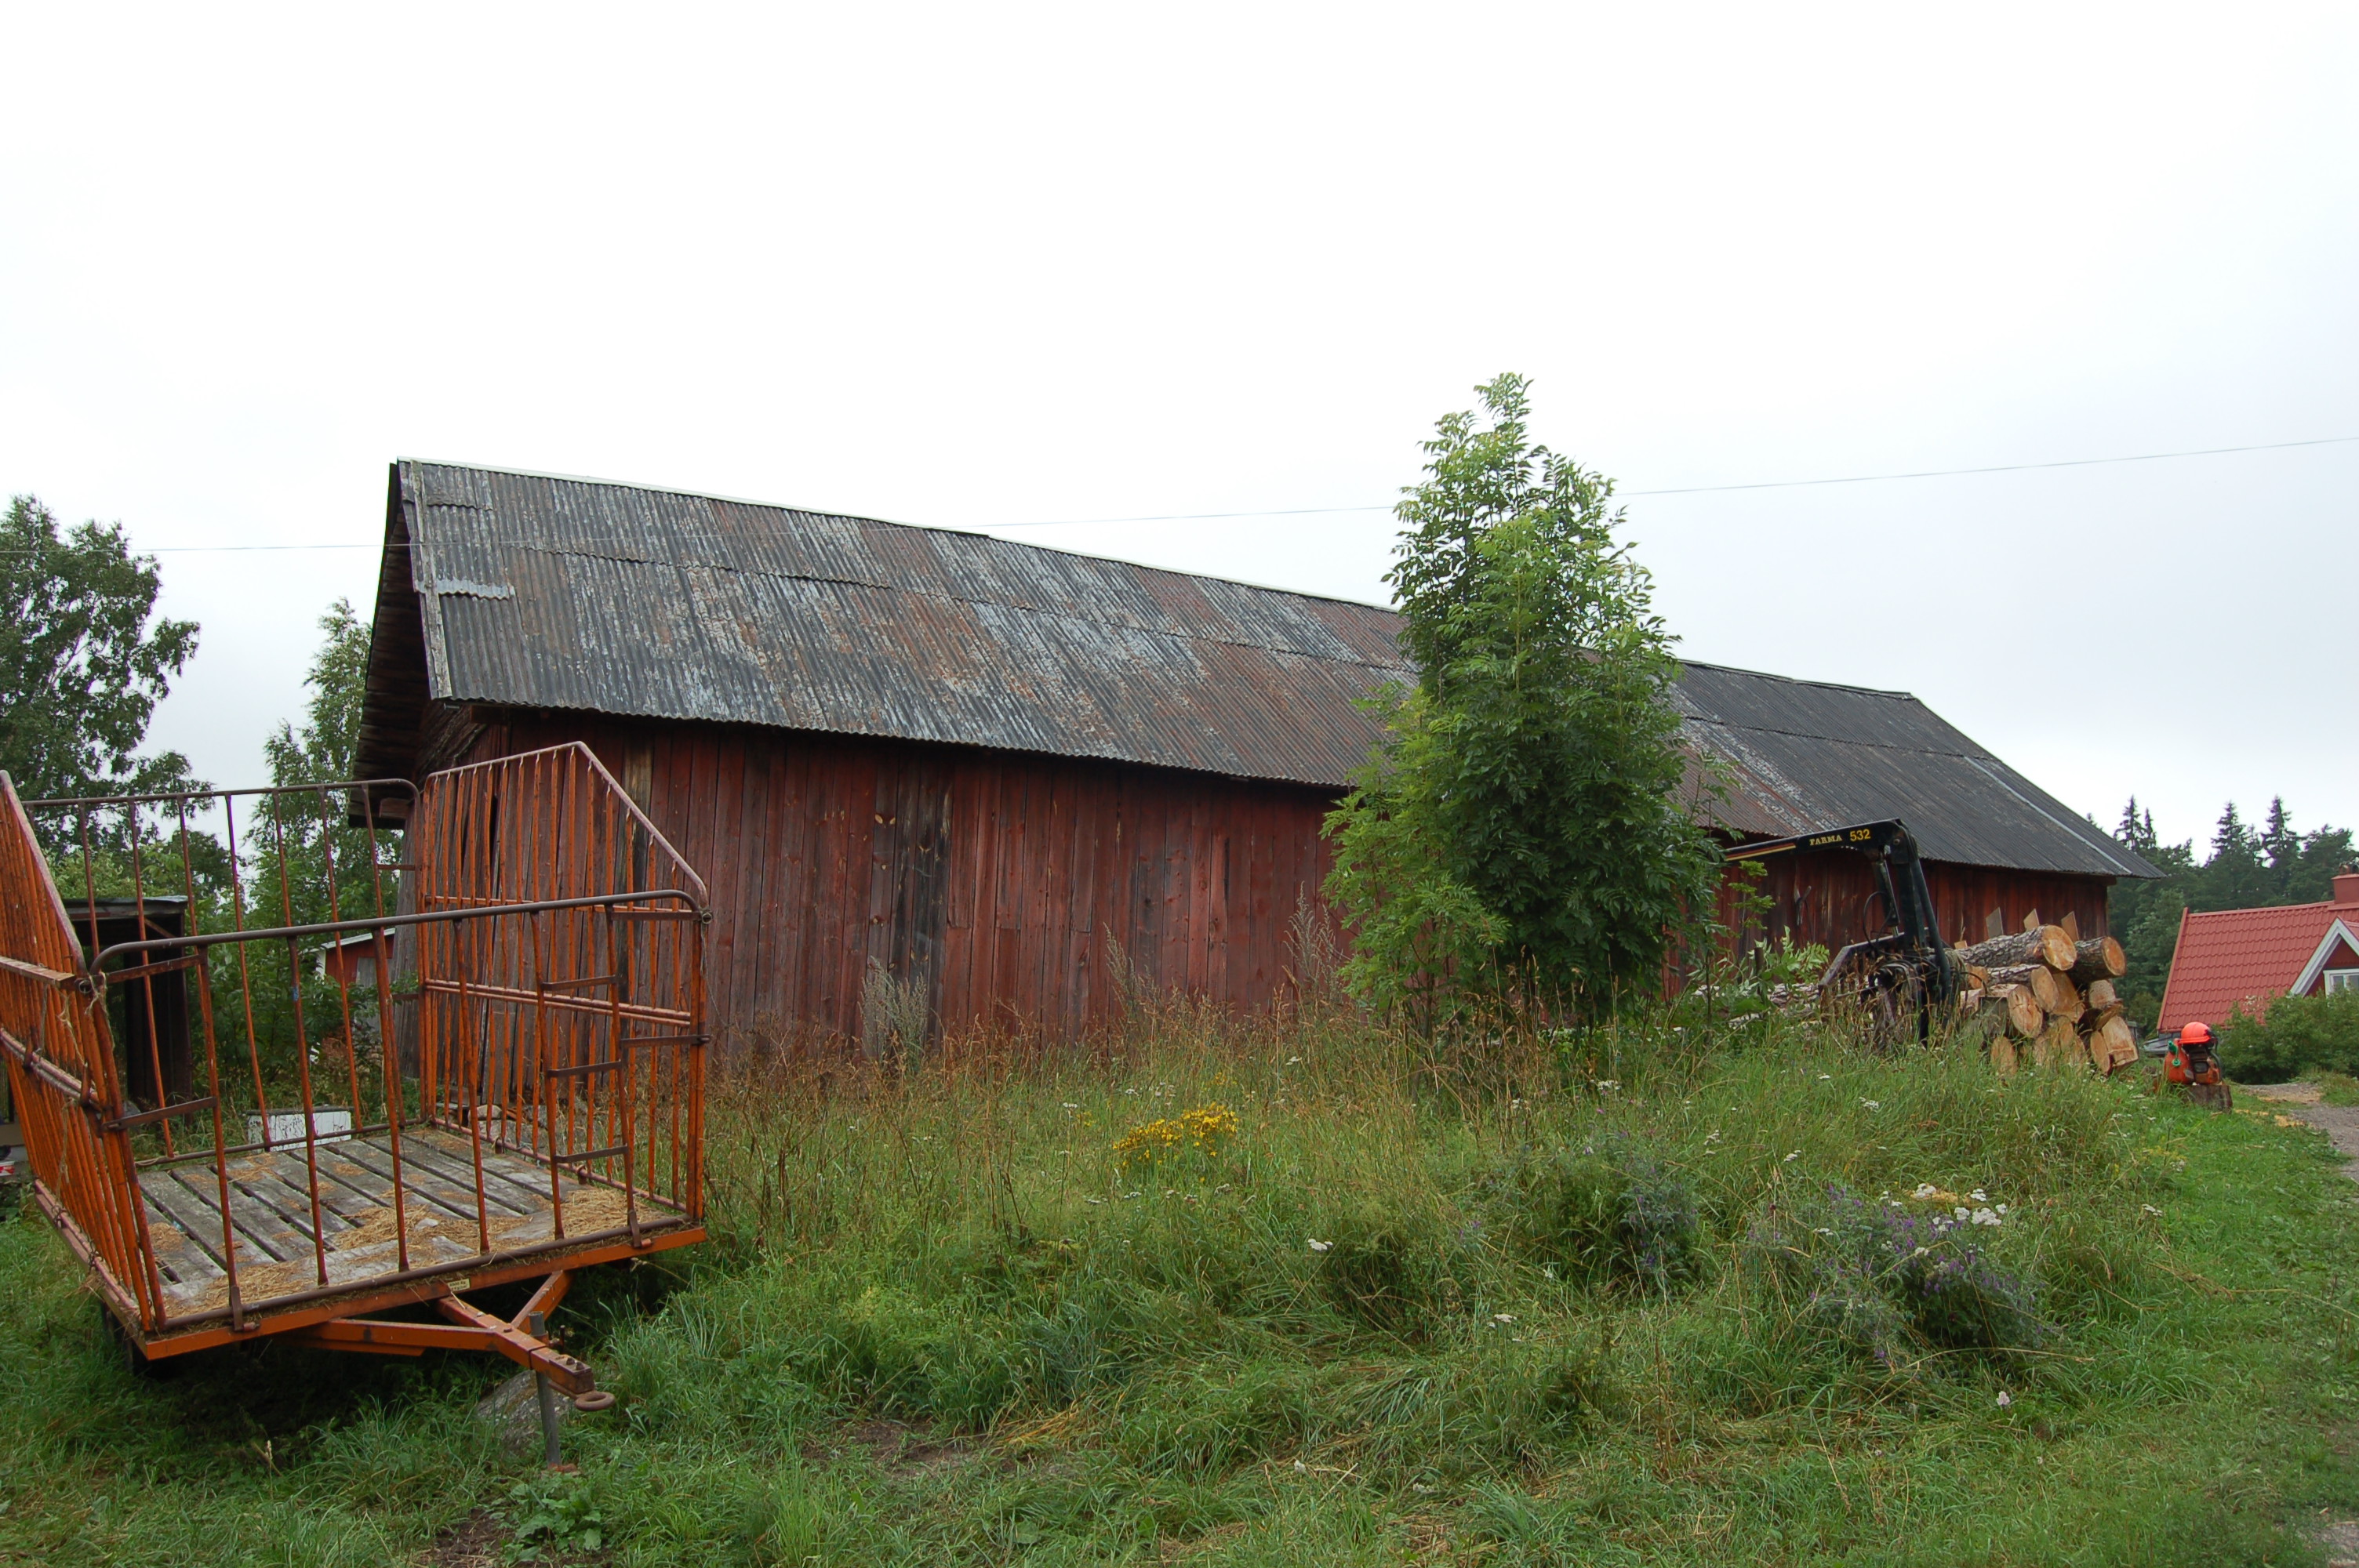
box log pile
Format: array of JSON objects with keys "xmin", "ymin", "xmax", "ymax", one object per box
[{"xmin": 1954, "ymin": 923, "xmax": 2135, "ymax": 1075}]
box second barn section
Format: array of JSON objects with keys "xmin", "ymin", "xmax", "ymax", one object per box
[{"xmin": 352, "ymin": 462, "xmax": 2156, "ymax": 1049}]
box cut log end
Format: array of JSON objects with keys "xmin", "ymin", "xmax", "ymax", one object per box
[
  {"xmin": 2069, "ymin": 936, "xmax": 2128, "ymax": 985},
  {"xmin": 2088, "ymin": 1014, "xmax": 2139, "ymax": 1074},
  {"xmin": 1976, "ymin": 982, "xmax": 2045, "ymax": 1040}
]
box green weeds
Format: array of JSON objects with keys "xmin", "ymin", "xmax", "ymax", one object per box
[{"xmin": 2, "ymin": 1010, "xmax": 2357, "ymax": 1564}]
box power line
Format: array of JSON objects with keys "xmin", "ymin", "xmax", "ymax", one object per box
[
  {"xmin": 988, "ymin": 432, "xmax": 2359, "ymax": 526},
  {"xmin": 1621, "ymin": 431, "xmax": 2359, "ymax": 498},
  {"xmin": 48, "ymin": 430, "xmax": 2358, "ymax": 554}
]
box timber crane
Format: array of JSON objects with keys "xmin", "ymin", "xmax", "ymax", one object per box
[{"xmin": 1723, "ymin": 819, "xmax": 1958, "ymax": 1040}]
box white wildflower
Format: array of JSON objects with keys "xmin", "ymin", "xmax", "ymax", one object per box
[
  {"xmin": 1996, "ymin": 1390, "xmax": 2012, "ymax": 1408},
  {"xmin": 1859, "ymin": 1100, "xmax": 1881, "ymax": 1111},
  {"xmin": 1294, "ymin": 1459, "xmax": 1309, "ymax": 1473},
  {"xmin": 1493, "ymin": 1313, "xmax": 1516, "ymax": 1324},
  {"xmin": 1062, "ymin": 1102, "xmax": 1080, "ymax": 1110},
  {"xmin": 1818, "ymin": 1074, "xmax": 1832, "ymax": 1081},
  {"xmin": 1783, "ymin": 1152, "xmax": 1800, "ymax": 1163},
  {"xmin": 1085, "ymin": 1197, "xmax": 1106, "ymax": 1205},
  {"xmin": 1954, "ymin": 1207, "xmax": 1971, "ymax": 1221},
  {"xmin": 1307, "ymin": 1237, "xmax": 1332, "ymax": 1253},
  {"xmin": 2143, "ymin": 1204, "xmax": 2162, "ymax": 1216},
  {"xmin": 1971, "ymin": 1207, "xmax": 2001, "ymax": 1227},
  {"xmin": 1994, "ymin": 1203, "xmax": 2008, "ymax": 1215},
  {"xmin": 1913, "ymin": 1183, "xmax": 1940, "ymax": 1200},
  {"xmin": 1969, "ymin": 1189, "xmax": 1988, "ymax": 1203}
]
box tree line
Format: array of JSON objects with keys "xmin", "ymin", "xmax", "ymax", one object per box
[{"xmin": 2107, "ymin": 797, "xmax": 2355, "ymax": 1028}]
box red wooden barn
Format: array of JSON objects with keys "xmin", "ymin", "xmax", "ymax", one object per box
[
  {"xmin": 353, "ymin": 461, "xmax": 2155, "ymax": 1050},
  {"xmin": 1677, "ymin": 662, "xmax": 2160, "ymax": 956}
]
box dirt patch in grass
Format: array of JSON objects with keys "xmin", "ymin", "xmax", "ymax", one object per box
[
  {"xmin": 417, "ymin": 1508, "xmax": 611, "ymax": 1568},
  {"xmin": 417, "ymin": 1510, "xmax": 510, "ymax": 1568},
  {"xmin": 805, "ymin": 1417, "xmax": 983, "ymax": 1479}
]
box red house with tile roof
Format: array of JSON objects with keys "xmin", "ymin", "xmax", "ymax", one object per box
[{"xmin": 2157, "ymin": 869, "xmax": 2359, "ymax": 1033}]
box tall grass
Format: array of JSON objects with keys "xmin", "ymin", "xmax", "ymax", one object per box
[
  {"xmin": 2, "ymin": 989, "xmax": 2355, "ymax": 1565},
  {"xmin": 663, "ymin": 996, "xmax": 2144, "ymax": 1458}
]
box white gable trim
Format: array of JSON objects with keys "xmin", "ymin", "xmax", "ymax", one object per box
[{"xmin": 2293, "ymin": 920, "xmax": 2359, "ymax": 996}]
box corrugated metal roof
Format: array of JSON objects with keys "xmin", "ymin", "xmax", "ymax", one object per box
[
  {"xmin": 1674, "ymin": 662, "xmax": 2158, "ymax": 878},
  {"xmin": 362, "ymin": 461, "xmax": 2158, "ymax": 879},
  {"xmin": 393, "ymin": 461, "xmax": 1411, "ymax": 789},
  {"xmin": 2157, "ymin": 899, "xmax": 2359, "ymax": 1030}
]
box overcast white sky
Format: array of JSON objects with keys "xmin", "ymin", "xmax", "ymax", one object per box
[{"xmin": 3, "ymin": 5, "xmax": 2353, "ymax": 854}]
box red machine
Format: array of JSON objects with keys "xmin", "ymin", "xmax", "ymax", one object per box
[{"xmin": 2163, "ymin": 1020, "xmax": 2223, "ymax": 1087}]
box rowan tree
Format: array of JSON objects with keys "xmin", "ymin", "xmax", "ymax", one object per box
[{"xmin": 1325, "ymin": 375, "xmax": 1721, "ymax": 1028}]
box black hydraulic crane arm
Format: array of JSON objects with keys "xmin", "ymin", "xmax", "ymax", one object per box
[{"xmin": 1722, "ymin": 819, "xmax": 1957, "ymax": 1025}]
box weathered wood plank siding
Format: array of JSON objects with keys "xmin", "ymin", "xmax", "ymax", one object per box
[
  {"xmin": 1713, "ymin": 846, "xmax": 2112, "ymax": 961},
  {"xmin": 449, "ymin": 713, "xmax": 1336, "ymax": 1049}
]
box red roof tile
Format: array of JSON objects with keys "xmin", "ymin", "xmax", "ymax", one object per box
[{"xmin": 2159, "ymin": 900, "xmax": 2359, "ymax": 1031}]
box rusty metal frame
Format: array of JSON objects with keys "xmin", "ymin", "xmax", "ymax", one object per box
[{"xmin": 0, "ymin": 743, "xmax": 708, "ymax": 1434}]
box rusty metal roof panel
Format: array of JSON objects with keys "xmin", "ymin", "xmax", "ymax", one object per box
[
  {"xmin": 376, "ymin": 462, "xmax": 2154, "ymax": 877},
  {"xmin": 394, "ymin": 461, "xmax": 1410, "ymax": 787},
  {"xmin": 1674, "ymin": 662, "xmax": 2157, "ymax": 879}
]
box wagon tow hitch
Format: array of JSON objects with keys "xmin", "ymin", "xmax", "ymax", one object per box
[{"xmin": 285, "ymin": 1269, "xmax": 616, "ymax": 1468}]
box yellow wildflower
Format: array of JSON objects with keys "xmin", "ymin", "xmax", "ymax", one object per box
[{"xmin": 1112, "ymin": 1102, "xmax": 1239, "ymax": 1171}]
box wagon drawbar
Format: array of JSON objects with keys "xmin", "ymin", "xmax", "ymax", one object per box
[{"xmin": 0, "ymin": 742, "xmax": 708, "ymax": 1465}]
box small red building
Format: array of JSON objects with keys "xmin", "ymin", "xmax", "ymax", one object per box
[
  {"xmin": 2157, "ymin": 870, "xmax": 2359, "ymax": 1033},
  {"xmin": 318, "ymin": 931, "xmax": 388, "ymax": 989},
  {"xmin": 353, "ymin": 462, "xmax": 2156, "ymax": 1050}
]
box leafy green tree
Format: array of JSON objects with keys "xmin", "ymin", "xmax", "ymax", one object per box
[
  {"xmin": 0, "ymin": 495, "xmax": 200, "ymax": 814},
  {"xmin": 1325, "ymin": 375, "xmax": 1721, "ymax": 1029},
  {"xmin": 233, "ymin": 601, "xmax": 402, "ymax": 1093},
  {"xmin": 1, "ymin": 493, "xmax": 236, "ymax": 919}
]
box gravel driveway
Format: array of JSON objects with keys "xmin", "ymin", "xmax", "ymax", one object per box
[{"xmin": 2245, "ymin": 1082, "xmax": 2359, "ymax": 1181}]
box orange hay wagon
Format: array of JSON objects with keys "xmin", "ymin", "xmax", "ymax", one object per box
[{"xmin": 0, "ymin": 743, "xmax": 707, "ymax": 1460}]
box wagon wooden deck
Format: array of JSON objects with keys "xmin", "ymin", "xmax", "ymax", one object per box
[{"xmin": 136, "ymin": 1129, "xmax": 683, "ymax": 1318}]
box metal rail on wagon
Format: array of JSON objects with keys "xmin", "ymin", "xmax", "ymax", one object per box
[{"xmin": 0, "ymin": 742, "xmax": 707, "ymax": 1460}]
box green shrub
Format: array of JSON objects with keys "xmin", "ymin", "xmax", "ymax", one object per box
[
  {"xmin": 2222, "ymin": 990, "xmax": 2359, "ymax": 1081},
  {"xmin": 1750, "ymin": 1184, "xmax": 2043, "ymax": 1367},
  {"xmin": 1489, "ymin": 1134, "xmax": 1701, "ymax": 1292}
]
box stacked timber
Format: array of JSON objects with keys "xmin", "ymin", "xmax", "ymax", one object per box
[{"xmin": 1954, "ymin": 927, "xmax": 2134, "ymax": 1075}]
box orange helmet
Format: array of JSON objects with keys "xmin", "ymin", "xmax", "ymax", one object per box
[{"xmin": 2178, "ymin": 1021, "xmax": 2214, "ymax": 1045}]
